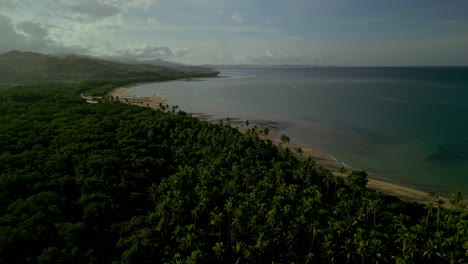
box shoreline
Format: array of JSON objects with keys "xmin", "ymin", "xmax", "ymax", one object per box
[
  {"xmin": 262, "ymin": 129, "xmax": 435, "ymax": 203},
  {"xmin": 109, "ymin": 84, "xmax": 435, "ymax": 203},
  {"xmin": 110, "ymin": 86, "xmax": 168, "ymax": 106}
]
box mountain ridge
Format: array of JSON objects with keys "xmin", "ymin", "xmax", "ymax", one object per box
[{"xmin": 0, "ymin": 50, "xmax": 217, "ymax": 84}]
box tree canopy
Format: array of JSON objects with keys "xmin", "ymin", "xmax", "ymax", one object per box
[{"xmin": 0, "ymin": 82, "xmax": 467, "ymax": 263}]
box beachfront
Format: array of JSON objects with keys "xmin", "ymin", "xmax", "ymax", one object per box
[{"xmin": 110, "ymin": 84, "xmax": 436, "ymax": 203}]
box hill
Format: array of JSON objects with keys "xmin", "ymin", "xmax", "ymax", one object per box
[
  {"xmin": 103, "ymin": 55, "xmax": 214, "ymax": 71},
  {"xmin": 0, "ymin": 51, "xmax": 217, "ymax": 84}
]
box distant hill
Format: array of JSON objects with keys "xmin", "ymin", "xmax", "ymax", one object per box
[
  {"xmin": 0, "ymin": 51, "xmax": 217, "ymax": 84},
  {"xmin": 103, "ymin": 56, "xmax": 214, "ymax": 71},
  {"xmin": 204, "ymin": 64, "xmax": 340, "ymax": 70}
]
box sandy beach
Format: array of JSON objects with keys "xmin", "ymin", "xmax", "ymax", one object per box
[
  {"xmin": 110, "ymin": 86, "xmax": 168, "ymax": 107},
  {"xmin": 109, "ymin": 85, "xmax": 437, "ymax": 204},
  {"xmin": 264, "ymin": 129, "xmax": 436, "ymax": 203}
]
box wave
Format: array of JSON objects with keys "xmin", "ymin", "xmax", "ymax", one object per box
[
  {"xmin": 229, "ymin": 75, "xmax": 257, "ymax": 79},
  {"xmin": 330, "ymin": 155, "xmax": 340, "ymax": 164},
  {"xmin": 330, "ymin": 155, "xmax": 370, "ymax": 175},
  {"xmin": 342, "ymin": 162, "xmax": 353, "ymax": 169}
]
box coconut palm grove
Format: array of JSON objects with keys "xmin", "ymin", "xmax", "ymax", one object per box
[{"xmin": 1, "ymin": 53, "xmax": 468, "ymax": 263}]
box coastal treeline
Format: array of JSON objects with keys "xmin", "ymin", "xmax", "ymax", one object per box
[{"xmin": 1, "ymin": 84, "xmax": 468, "ymax": 263}]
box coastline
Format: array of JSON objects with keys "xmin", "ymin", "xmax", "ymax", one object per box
[
  {"xmin": 110, "ymin": 84, "xmax": 434, "ymax": 203},
  {"xmin": 264, "ymin": 130, "xmax": 434, "ymax": 203},
  {"xmin": 111, "ymin": 86, "xmax": 168, "ymax": 106}
]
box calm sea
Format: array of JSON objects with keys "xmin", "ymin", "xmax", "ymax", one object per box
[{"xmin": 134, "ymin": 67, "xmax": 468, "ymax": 196}]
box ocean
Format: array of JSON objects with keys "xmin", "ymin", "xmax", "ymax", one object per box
[{"xmin": 133, "ymin": 67, "xmax": 468, "ymax": 197}]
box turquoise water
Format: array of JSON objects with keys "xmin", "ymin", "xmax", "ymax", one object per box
[{"xmin": 134, "ymin": 67, "xmax": 468, "ymax": 196}]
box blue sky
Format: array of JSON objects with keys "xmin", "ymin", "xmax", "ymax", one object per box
[{"xmin": 0, "ymin": 0, "xmax": 467, "ymax": 65}]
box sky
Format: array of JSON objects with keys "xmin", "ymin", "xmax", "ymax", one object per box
[{"xmin": 1, "ymin": 0, "xmax": 468, "ymax": 66}]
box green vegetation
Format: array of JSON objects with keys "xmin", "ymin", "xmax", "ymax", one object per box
[
  {"xmin": 0, "ymin": 51, "xmax": 218, "ymax": 88},
  {"xmin": 1, "ymin": 82, "xmax": 468, "ymax": 263}
]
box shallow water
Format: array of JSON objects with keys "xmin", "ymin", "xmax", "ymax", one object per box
[{"xmin": 134, "ymin": 67, "xmax": 468, "ymax": 196}]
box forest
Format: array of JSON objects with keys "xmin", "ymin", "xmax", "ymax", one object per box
[{"xmin": 1, "ymin": 81, "xmax": 468, "ymax": 264}]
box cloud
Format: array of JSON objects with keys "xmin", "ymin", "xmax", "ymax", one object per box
[
  {"xmin": 113, "ymin": 44, "xmax": 191, "ymax": 60},
  {"xmin": 66, "ymin": 0, "xmax": 122, "ymax": 22},
  {"xmin": 0, "ymin": 15, "xmax": 28, "ymax": 51},
  {"xmin": 127, "ymin": 0, "xmax": 157, "ymax": 10},
  {"xmin": 242, "ymin": 49, "xmax": 322, "ymax": 65},
  {"xmin": 0, "ymin": 14, "xmax": 87, "ymax": 55},
  {"xmin": 230, "ymin": 13, "xmax": 245, "ymax": 24},
  {"xmin": 16, "ymin": 21, "xmax": 51, "ymax": 50}
]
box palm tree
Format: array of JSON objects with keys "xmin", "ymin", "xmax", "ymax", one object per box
[
  {"xmin": 282, "ymin": 145, "xmax": 293, "ymax": 161},
  {"xmin": 295, "ymin": 147, "xmax": 303, "ymax": 156},
  {"xmin": 209, "ymin": 207, "xmax": 224, "ymax": 238},
  {"xmin": 337, "ymin": 166, "xmax": 347, "ymax": 176},
  {"xmin": 280, "ymin": 134, "xmax": 290, "ymax": 146},
  {"xmin": 427, "ymin": 191, "xmax": 437, "ymax": 201},
  {"xmin": 367, "ymin": 196, "xmax": 382, "ymax": 227},
  {"xmin": 322, "ymin": 233, "xmax": 336, "ymax": 263},
  {"xmin": 354, "ymin": 228, "xmax": 368, "ymax": 264},
  {"xmin": 231, "ymin": 207, "xmax": 243, "ymax": 234},
  {"xmin": 457, "ymin": 219, "xmax": 468, "ymax": 243},
  {"xmin": 322, "ymin": 173, "xmax": 334, "ymax": 195},
  {"xmin": 348, "ymin": 171, "xmax": 368, "ymax": 199},
  {"xmin": 212, "ymin": 242, "xmax": 225, "ymax": 259},
  {"xmin": 392, "ymin": 214, "xmax": 409, "ymax": 229},
  {"xmin": 395, "ymin": 226, "xmax": 416, "ymax": 258},
  {"xmin": 340, "ymin": 237, "xmax": 356, "ymax": 262},
  {"xmin": 450, "ymin": 191, "xmax": 463, "ymax": 209},
  {"xmin": 425, "ymin": 200, "xmax": 434, "ymax": 228},
  {"xmin": 423, "ymin": 238, "xmax": 441, "ymax": 261},
  {"xmin": 232, "ymin": 241, "xmax": 244, "ymax": 263},
  {"xmin": 331, "ymin": 175, "xmax": 344, "ymax": 201},
  {"xmin": 255, "ymin": 232, "xmax": 269, "ymax": 254},
  {"xmin": 436, "ymin": 199, "xmax": 445, "ymax": 226}
]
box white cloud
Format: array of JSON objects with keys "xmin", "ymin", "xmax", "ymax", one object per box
[
  {"xmin": 242, "ymin": 49, "xmax": 315, "ymax": 65},
  {"xmin": 0, "ymin": 14, "xmax": 87, "ymax": 54},
  {"xmin": 230, "ymin": 13, "xmax": 244, "ymax": 24},
  {"xmin": 0, "ymin": 0, "xmax": 128, "ymax": 55},
  {"xmin": 96, "ymin": 13, "xmax": 124, "ymax": 30},
  {"xmin": 113, "ymin": 44, "xmax": 191, "ymax": 60},
  {"xmin": 217, "ymin": 53, "xmax": 224, "ymax": 59}
]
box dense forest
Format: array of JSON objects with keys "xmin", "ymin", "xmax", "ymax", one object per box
[{"xmin": 1, "ymin": 81, "xmax": 468, "ymax": 264}]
